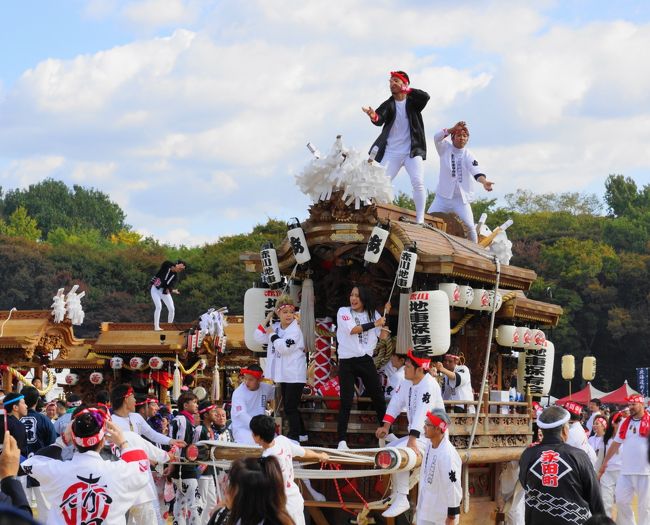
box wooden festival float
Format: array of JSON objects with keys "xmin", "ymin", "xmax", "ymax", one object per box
[
  {"xmin": 234, "ymin": 137, "xmax": 563, "ymax": 524},
  {"xmin": 0, "ymin": 309, "xmax": 90, "ymax": 398}
]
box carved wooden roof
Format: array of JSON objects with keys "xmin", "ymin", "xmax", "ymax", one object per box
[
  {"xmin": 0, "ymin": 310, "xmax": 88, "ymax": 361},
  {"xmin": 497, "ymin": 290, "xmax": 563, "ymax": 327}
]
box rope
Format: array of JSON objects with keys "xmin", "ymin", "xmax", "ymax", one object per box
[
  {"xmin": 450, "ymin": 314, "xmax": 474, "ymax": 335},
  {"xmin": 2, "ymin": 366, "xmax": 56, "ymax": 396}
]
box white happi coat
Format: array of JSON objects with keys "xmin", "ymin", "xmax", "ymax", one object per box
[
  {"xmin": 231, "ymin": 382, "xmax": 276, "ymax": 444},
  {"xmin": 253, "ymin": 319, "xmax": 307, "ymax": 384},
  {"xmin": 22, "ymin": 447, "xmax": 150, "ymax": 525}
]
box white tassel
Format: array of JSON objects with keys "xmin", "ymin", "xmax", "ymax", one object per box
[
  {"xmin": 300, "ymin": 278, "xmax": 316, "ymax": 354},
  {"xmin": 211, "ymin": 358, "xmax": 220, "ymax": 402},
  {"xmin": 172, "ymin": 357, "xmax": 182, "ymax": 401},
  {"xmin": 396, "ymin": 293, "xmax": 413, "ymax": 354}
]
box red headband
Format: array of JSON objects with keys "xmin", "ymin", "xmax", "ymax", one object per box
[
  {"xmin": 199, "ymin": 404, "xmax": 217, "ymax": 414},
  {"xmin": 563, "ymin": 401, "xmax": 583, "ymax": 416},
  {"xmin": 594, "ymin": 415, "xmax": 608, "ymax": 430},
  {"xmin": 390, "ymin": 71, "xmax": 409, "ymax": 85},
  {"xmin": 426, "ymin": 411, "xmax": 448, "ymax": 432},
  {"xmin": 71, "ymin": 408, "xmax": 107, "ymax": 448},
  {"xmin": 407, "ymin": 349, "xmax": 431, "ymax": 371},
  {"xmin": 241, "ymin": 368, "xmax": 263, "ymax": 379},
  {"xmin": 612, "ymin": 411, "xmax": 625, "ymax": 424},
  {"xmin": 121, "ymin": 387, "xmax": 134, "ymax": 400},
  {"xmin": 627, "ymin": 394, "xmax": 645, "ymax": 404}
]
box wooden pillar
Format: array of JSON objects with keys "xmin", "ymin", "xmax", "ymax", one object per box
[
  {"xmin": 496, "ymin": 354, "xmax": 503, "ymax": 391},
  {"xmin": 2, "ymin": 367, "xmax": 12, "ymax": 391}
]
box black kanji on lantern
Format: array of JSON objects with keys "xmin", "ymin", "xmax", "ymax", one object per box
[
  {"xmin": 289, "ymin": 236, "xmax": 305, "ymax": 254},
  {"xmin": 367, "ymin": 234, "xmax": 383, "ymax": 254}
]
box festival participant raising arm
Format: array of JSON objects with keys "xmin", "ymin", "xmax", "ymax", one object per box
[
  {"xmin": 427, "ymin": 121, "xmax": 494, "ymax": 242},
  {"xmin": 150, "ymin": 259, "xmax": 186, "ymax": 330},
  {"xmin": 363, "ymin": 71, "xmax": 430, "ymax": 223}
]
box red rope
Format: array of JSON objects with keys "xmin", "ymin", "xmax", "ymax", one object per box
[{"xmin": 326, "ymin": 463, "xmax": 369, "ymax": 517}]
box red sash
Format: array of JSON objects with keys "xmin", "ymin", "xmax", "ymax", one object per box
[{"xmin": 619, "ymin": 413, "xmax": 650, "ymax": 439}]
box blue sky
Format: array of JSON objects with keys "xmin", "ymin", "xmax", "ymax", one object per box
[{"xmin": 1, "ymin": 0, "xmax": 649, "ymax": 245}]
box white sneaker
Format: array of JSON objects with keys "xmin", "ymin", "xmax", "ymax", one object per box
[
  {"xmin": 337, "ymin": 440, "xmax": 349, "ymax": 450},
  {"xmin": 299, "ymin": 434, "xmax": 309, "ymax": 443},
  {"xmin": 382, "ymin": 494, "xmax": 410, "ymax": 517}
]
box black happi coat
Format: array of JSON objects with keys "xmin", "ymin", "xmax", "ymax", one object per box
[
  {"xmin": 519, "ymin": 436, "xmax": 604, "ymax": 525},
  {"xmin": 151, "ymin": 260, "xmax": 179, "ymax": 293},
  {"xmin": 369, "ymin": 88, "xmax": 430, "ymax": 162}
]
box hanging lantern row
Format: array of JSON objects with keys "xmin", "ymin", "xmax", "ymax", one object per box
[
  {"xmin": 64, "ymin": 372, "xmax": 103, "ymax": 385},
  {"xmin": 438, "ymin": 283, "xmax": 502, "ymax": 312},
  {"xmin": 495, "ymin": 325, "xmax": 547, "ymax": 350}
]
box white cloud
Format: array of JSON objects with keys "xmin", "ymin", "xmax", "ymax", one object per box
[{"xmin": 1, "ymin": 2, "xmax": 649, "ymax": 244}]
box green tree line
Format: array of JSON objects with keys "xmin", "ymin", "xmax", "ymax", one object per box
[{"xmin": 1, "ymin": 176, "xmax": 648, "ymax": 394}]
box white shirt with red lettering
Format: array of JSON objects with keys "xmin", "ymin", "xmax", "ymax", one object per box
[
  {"xmin": 614, "ymin": 418, "xmax": 650, "ymax": 475},
  {"xmin": 262, "ymin": 435, "xmax": 306, "ymax": 525},
  {"xmin": 336, "ymin": 307, "xmax": 381, "ymax": 359}
]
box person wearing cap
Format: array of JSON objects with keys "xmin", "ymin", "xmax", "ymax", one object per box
[
  {"xmin": 53, "ymin": 392, "xmax": 82, "ymax": 436},
  {"xmin": 193, "ymin": 401, "xmax": 223, "ymax": 524},
  {"xmin": 250, "ymin": 414, "xmax": 329, "ymax": 525},
  {"xmin": 20, "ymin": 386, "xmax": 56, "ymax": 522},
  {"xmin": 519, "ymin": 405, "xmax": 604, "ymax": 525},
  {"xmin": 435, "ymin": 349, "xmax": 475, "ymax": 414},
  {"xmin": 150, "ymin": 259, "xmax": 186, "ymax": 331},
  {"xmin": 362, "ymin": 71, "xmax": 430, "ymax": 224},
  {"xmin": 336, "ymin": 285, "xmax": 390, "ymax": 450},
  {"xmin": 564, "ymin": 401, "xmax": 598, "ymax": 468},
  {"xmin": 601, "ymin": 394, "xmax": 650, "ymax": 525},
  {"xmin": 0, "ymin": 392, "xmax": 28, "ymax": 458},
  {"xmin": 375, "ymin": 350, "xmax": 444, "ymax": 518},
  {"xmin": 230, "ymin": 364, "xmax": 275, "ymax": 445},
  {"xmin": 254, "ymin": 294, "xmax": 308, "ymax": 443},
  {"xmin": 417, "ymin": 408, "xmax": 462, "ymax": 525},
  {"xmin": 111, "ymin": 384, "xmax": 186, "ymax": 448},
  {"xmin": 427, "ymin": 121, "xmax": 494, "ymax": 243},
  {"xmin": 21, "ymin": 406, "xmax": 151, "ymax": 524}
]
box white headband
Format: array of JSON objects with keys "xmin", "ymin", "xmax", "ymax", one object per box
[{"xmin": 537, "ymin": 410, "xmax": 570, "ymax": 430}]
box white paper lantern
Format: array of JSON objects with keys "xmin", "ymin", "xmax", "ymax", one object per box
[
  {"xmin": 110, "ymin": 356, "xmax": 123, "ymax": 370},
  {"xmin": 409, "ymin": 290, "xmax": 450, "ymax": 356},
  {"xmin": 495, "ymin": 325, "xmax": 520, "ymax": 347},
  {"xmin": 530, "ymin": 329, "xmax": 546, "ymax": 350},
  {"xmin": 517, "ymin": 340, "xmax": 555, "ymax": 396},
  {"xmin": 244, "ymin": 287, "xmax": 282, "ymax": 352},
  {"xmin": 287, "ymin": 218, "xmax": 311, "ymax": 264},
  {"xmin": 511, "ymin": 327, "xmax": 532, "ymax": 349},
  {"xmin": 458, "ymin": 285, "xmax": 474, "ymax": 307},
  {"xmin": 65, "ymin": 373, "xmax": 79, "ymax": 385},
  {"xmin": 561, "ymin": 354, "xmax": 575, "ymax": 380},
  {"xmin": 89, "ymin": 372, "xmax": 104, "ymax": 385},
  {"xmin": 364, "ymin": 224, "xmax": 390, "ymax": 264},
  {"xmin": 468, "ymin": 288, "xmax": 490, "ymax": 311},
  {"xmin": 260, "ymin": 243, "xmax": 281, "ymax": 285},
  {"xmin": 129, "ymin": 357, "xmax": 144, "ymax": 370},
  {"xmin": 439, "ymin": 283, "xmax": 461, "ymax": 306},
  {"xmin": 582, "ymin": 356, "xmax": 596, "ymax": 381},
  {"xmin": 149, "ymin": 356, "xmax": 164, "ymax": 370},
  {"xmin": 487, "ymin": 290, "xmax": 502, "ymax": 312},
  {"xmin": 396, "ymin": 248, "xmax": 418, "ymax": 289}
]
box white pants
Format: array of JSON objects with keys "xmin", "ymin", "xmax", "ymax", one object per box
[
  {"xmin": 382, "ymin": 153, "xmax": 426, "ymax": 223},
  {"xmin": 416, "ymin": 517, "xmax": 458, "ymax": 525},
  {"xmin": 615, "ymin": 473, "xmax": 650, "ymax": 525},
  {"xmin": 198, "ymin": 476, "xmax": 217, "ymax": 525},
  {"xmin": 151, "ymin": 285, "xmax": 175, "ymax": 330},
  {"xmin": 428, "ymin": 191, "xmax": 477, "ymax": 243},
  {"xmin": 28, "ymin": 486, "xmax": 50, "ymax": 523},
  {"xmin": 601, "ymin": 469, "xmax": 620, "ymax": 518},
  {"xmin": 287, "ymin": 491, "xmax": 306, "ymax": 525},
  {"xmin": 388, "ymin": 435, "xmax": 427, "ymax": 496},
  {"xmin": 173, "ymin": 478, "xmax": 202, "ymax": 525}
]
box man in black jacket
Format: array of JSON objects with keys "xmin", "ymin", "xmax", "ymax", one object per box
[
  {"xmin": 0, "ymin": 393, "xmax": 28, "ymax": 459},
  {"xmin": 519, "ymin": 405, "xmax": 604, "ymax": 524},
  {"xmin": 363, "ymin": 71, "xmax": 430, "ymax": 223},
  {"xmin": 150, "ymin": 259, "xmax": 186, "ymax": 330},
  {"xmin": 0, "ymin": 431, "xmax": 32, "ymax": 519}
]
